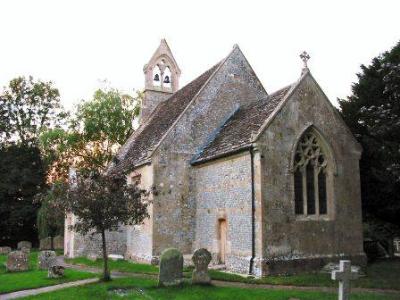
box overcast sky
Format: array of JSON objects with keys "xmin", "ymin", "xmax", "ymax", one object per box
[{"xmin": 0, "ymin": 0, "xmax": 399, "ymax": 109}]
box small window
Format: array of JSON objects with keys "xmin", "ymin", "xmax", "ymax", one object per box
[{"xmin": 294, "ymin": 130, "xmax": 329, "ymax": 217}]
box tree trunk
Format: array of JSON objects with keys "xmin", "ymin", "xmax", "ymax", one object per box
[{"xmin": 101, "ymin": 230, "xmax": 111, "ymax": 281}]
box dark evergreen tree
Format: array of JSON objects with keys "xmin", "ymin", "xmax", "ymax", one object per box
[
  {"xmin": 339, "ymin": 41, "xmax": 400, "ymax": 226},
  {"xmin": 0, "ymin": 145, "xmax": 46, "ymax": 247}
]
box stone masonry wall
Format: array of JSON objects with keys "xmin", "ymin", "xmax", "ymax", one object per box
[
  {"xmin": 257, "ymin": 74, "xmax": 365, "ymax": 274},
  {"xmin": 125, "ymin": 164, "xmax": 154, "ymax": 263},
  {"xmin": 150, "ymin": 47, "xmax": 268, "ymax": 258},
  {"xmin": 193, "ymin": 153, "xmax": 253, "ymax": 274}
]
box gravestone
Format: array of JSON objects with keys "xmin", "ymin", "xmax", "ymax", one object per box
[
  {"xmin": 38, "ymin": 250, "xmax": 56, "ymax": 270},
  {"xmin": 6, "ymin": 251, "xmax": 29, "ymax": 272},
  {"xmin": 39, "ymin": 237, "xmax": 52, "ymax": 250},
  {"xmin": 158, "ymin": 248, "xmax": 183, "ymax": 287},
  {"xmin": 332, "ymin": 260, "xmax": 360, "ymax": 300},
  {"xmin": 54, "ymin": 235, "xmax": 64, "ymax": 250},
  {"xmin": 48, "ymin": 257, "xmax": 65, "ymax": 278},
  {"xmin": 17, "ymin": 241, "xmax": 32, "ymax": 250},
  {"xmin": 192, "ymin": 248, "xmax": 212, "ymax": 284},
  {"xmin": 21, "ymin": 247, "xmax": 30, "ymax": 255},
  {"xmin": 0, "ymin": 246, "xmax": 11, "ymax": 255}
]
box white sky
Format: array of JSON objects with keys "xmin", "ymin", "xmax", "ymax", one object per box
[{"xmin": 0, "ymin": 0, "xmax": 399, "ymax": 109}]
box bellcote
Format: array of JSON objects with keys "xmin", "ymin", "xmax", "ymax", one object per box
[{"xmin": 143, "ymin": 39, "xmax": 181, "ymax": 93}]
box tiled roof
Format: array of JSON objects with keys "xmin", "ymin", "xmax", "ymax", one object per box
[
  {"xmin": 109, "ymin": 63, "xmax": 220, "ymax": 174},
  {"xmin": 192, "ymin": 84, "xmax": 293, "ymax": 164}
]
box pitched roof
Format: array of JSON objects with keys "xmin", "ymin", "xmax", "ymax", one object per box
[
  {"xmin": 192, "ymin": 84, "xmax": 293, "ymax": 164},
  {"xmin": 109, "ymin": 62, "xmax": 220, "ymax": 174}
]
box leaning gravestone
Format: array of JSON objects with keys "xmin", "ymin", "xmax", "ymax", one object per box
[
  {"xmin": 158, "ymin": 248, "xmax": 183, "ymax": 287},
  {"xmin": 192, "ymin": 248, "xmax": 212, "ymax": 284},
  {"xmin": 0, "ymin": 246, "xmax": 11, "ymax": 255},
  {"xmin": 17, "ymin": 241, "xmax": 32, "ymax": 250},
  {"xmin": 6, "ymin": 251, "xmax": 29, "ymax": 272},
  {"xmin": 48, "ymin": 257, "xmax": 65, "ymax": 278},
  {"xmin": 38, "ymin": 250, "xmax": 56, "ymax": 270},
  {"xmin": 21, "ymin": 247, "xmax": 30, "ymax": 255}
]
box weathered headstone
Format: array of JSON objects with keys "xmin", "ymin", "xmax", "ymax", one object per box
[
  {"xmin": 158, "ymin": 248, "xmax": 183, "ymax": 287},
  {"xmin": 21, "ymin": 247, "xmax": 30, "ymax": 255},
  {"xmin": 38, "ymin": 250, "xmax": 57, "ymax": 270},
  {"xmin": 6, "ymin": 251, "xmax": 29, "ymax": 272},
  {"xmin": 17, "ymin": 241, "xmax": 32, "ymax": 250},
  {"xmin": 48, "ymin": 257, "xmax": 65, "ymax": 278},
  {"xmin": 54, "ymin": 235, "xmax": 64, "ymax": 250},
  {"xmin": 192, "ymin": 248, "xmax": 212, "ymax": 284},
  {"xmin": 0, "ymin": 246, "xmax": 12, "ymax": 255},
  {"xmin": 332, "ymin": 260, "xmax": 360, "ymax": 300},
  {"xmin": 39, "ymin": 237, "xmax": 52, "ymax": 250}
]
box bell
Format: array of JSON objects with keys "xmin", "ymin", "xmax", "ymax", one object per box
[
  {"xmin": 163, "ymin": 75, "xmax": 170, "ymax": 84},
  {"xmin": 153, "ymin": 74, "xmax": 160, "ymax": 81}
]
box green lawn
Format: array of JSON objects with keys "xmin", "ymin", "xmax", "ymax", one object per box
[
  {"xmin": 0, "ymin": 251, "xmax": 97, "ymax": 294},
  {"xmin": 67, "ymin": 256, "xmax": 400, "ymax": 290},
  {"xmin": 210, "ymin": 259, "xmax": 400, "ymax": 290},
  {"xmin": 21, "ymin": 277, "xmax": 398, "ymax": 300},
  {"xmin": 65, "ymin": 256, "xmax": 159, "ymax": 274}
]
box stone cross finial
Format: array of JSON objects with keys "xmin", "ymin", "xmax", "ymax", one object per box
[
  {"xmin": 331, "ymin": 260, "xmax": 360, "ymax": 300},
  {"xmin": 300, "ymin": 51, "xmax": 310, "ymax": 69}
]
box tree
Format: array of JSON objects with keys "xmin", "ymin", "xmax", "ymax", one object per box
[
  {"xmin": 36, "ymin": 183, "xmax": 65, "ymax": 249},
  {"xmin": 58, "ymin": 172, "xmax": 148, "ymax": 281},
  {"xmin": 0, "ymin": 144, "xmax": 46, "ymax": 247},
  {"xmin": 0, "ymin": 76, "xmax": 67, "ymax": 145},
  {"xmin": 40, "ymin": 88, "xmax": 141, "ymax": 181},
  {"xmin": 339, "ymin": 41, "xmax": 400, "ymax": 226}
]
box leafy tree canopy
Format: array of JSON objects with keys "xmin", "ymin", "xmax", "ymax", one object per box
[
  {"xmin": 40, "ymin": 88, "xmax": 141, "ymax": 181},
  {"xmin": 339, "ymin": 41, "xmax": 400, "ymax": 226},
  {"xmin": 0, "ymin": 76, "xmax": 67, "ymax": 145},
  {"xmin": 0, "ymin": 144, "xmax": 46, "ymax": 247}
]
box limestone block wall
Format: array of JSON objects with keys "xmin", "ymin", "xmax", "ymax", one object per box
[
  {"xmin": 125, "ymin": 164, "xmax": 154, "ymax": 262},
  {"xmin": 72, "ymin": 227, "xmax": 127, "ymax": 258},
  {"xmin": 151, "ymin": 47, "xmax": 268, "ymax": 258},
  {"xmin": 193, "ymin": 153, "xmax": 253, "ymax": 274},
  {"xmin": 257, "ymin": 74, "xmax": 365, "ymax": 274}
]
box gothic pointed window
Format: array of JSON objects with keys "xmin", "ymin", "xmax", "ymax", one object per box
[
  {"xmin": 153, "ymin": 65, "xmax": 161, "ymax": 87},
  {"xmin": 294, "ymin": 130, "xmax": 329, "ymax": 217}
]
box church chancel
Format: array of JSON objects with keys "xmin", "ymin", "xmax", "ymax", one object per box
[{"xmin": 65, "ymin": 40, "xmax": 366, "ymax": 276}]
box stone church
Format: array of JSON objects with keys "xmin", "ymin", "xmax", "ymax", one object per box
[{"xmin": 65, "ymin": 40, "xmax": 366, "ymax": 276}]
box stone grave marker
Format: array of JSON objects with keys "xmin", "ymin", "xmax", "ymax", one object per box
[
  {"xmin": 158, "ymin": 248, "xmax": 183, "ymax": 287},
  {"xmin": 54, "ymin": 235, "xmax": 64, "ymax": 250},
  {"xmin": 38, "ymin": 250, "xmax": 57, "ymax": 270},
  {"xmin": 39, "ymin": 237, "xmax": 52, "ymax": 250},
  {"xmin": 21, "ymin": 247, "xmax": 30, "ymax": 254},
  {"xmin": 332, "ymin": 260, "xmax": 360, "ymax": 300},
  {"xmin": 0, "ymin": 246, "xmax": 11, "ymax": 255},
  {"xmin": 6, "ymin": 251, "xmax": 29, "ymax": 272},
  {"xmin": 48, "ymin": 257, "xmax": 65, "ymax": 278},
  {"xmin": 17, "ymin": 241, "xmax": 32, "ymax": 250},
  {"xmin": 192, "ymin": 248, "xmax": 212, "ymax": 284}
]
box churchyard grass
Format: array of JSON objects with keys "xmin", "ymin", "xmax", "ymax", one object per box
[
  {"xmin": 209, "ymin": 259, "xmax": 400, "ymax": 290},
  {"xmin": 0, "ymin": 251, "xmax": 97, "ymax": 294},
  {"xmin": 65, "ymin": 256, "xmax": 160, "ymax": 274},
  {"xmin": 66, "ymin": 256, "xmax": 400, "ymax": 290},
  {"xmin": 21, "ymin": 277, "xmax": 398, "ymax": 300}
]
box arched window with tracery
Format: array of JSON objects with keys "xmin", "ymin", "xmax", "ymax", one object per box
[{"xmin": 293, "ymin": 129, "xmax": 329, "ymax": 217}]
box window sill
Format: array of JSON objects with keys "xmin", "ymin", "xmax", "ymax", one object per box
[{"xmin": 295, "ymin": 215, "xmax": 332, "ymax": 221}]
